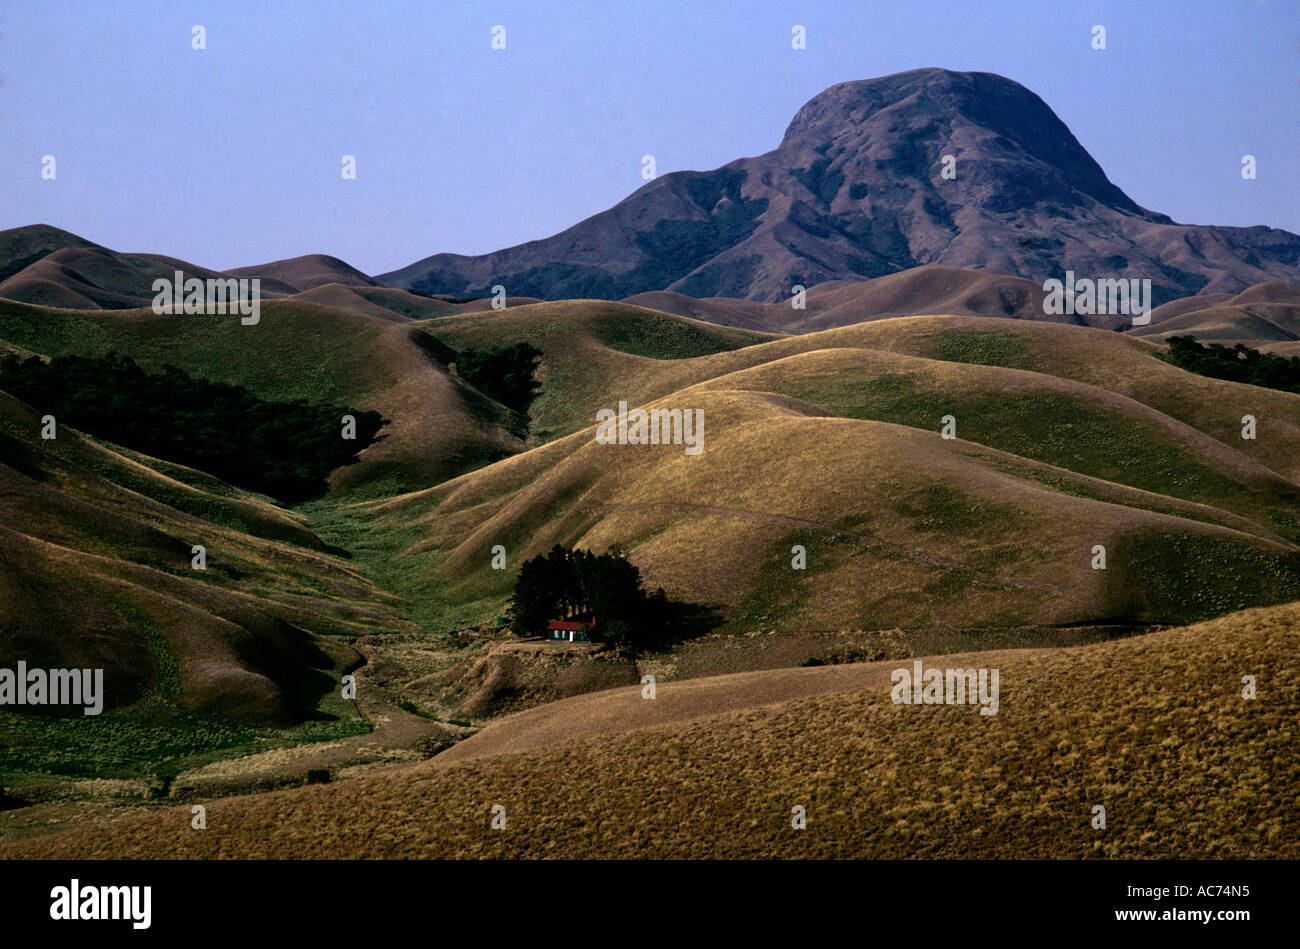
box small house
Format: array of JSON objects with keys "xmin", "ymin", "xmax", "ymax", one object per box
[{"xmin": 545, "ymin": 617, "xmax": 596, "ymax": 642}]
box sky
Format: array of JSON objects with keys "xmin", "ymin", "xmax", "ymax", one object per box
[{"xmin": 3, "ymin": 0, "xmax": 1297, "ymax": 276}]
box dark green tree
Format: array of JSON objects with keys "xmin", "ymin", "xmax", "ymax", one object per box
[
  {"xmin": 0, "ymin": 352, "xmax": 386, "ymax": 503},
  {"xmin": 509, "ymin": 544, "xmax": 720, "ymax": 653},
  {"xmin": 455, "ymin": 343, "xmax": 543, "ymax": 413},
  {"xmin": 1159, "ymin": 335, "xmax": 1300, "ymax": 395}
]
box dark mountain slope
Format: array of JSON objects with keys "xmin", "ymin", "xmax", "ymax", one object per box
[{"xmin": 381, "ymin": 68, "xmax": 1300, "ymax": 305}]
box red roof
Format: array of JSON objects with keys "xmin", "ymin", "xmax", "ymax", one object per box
[{"xmin": 547, "ymin": 620, "xmax": 594, "ymax": 630}]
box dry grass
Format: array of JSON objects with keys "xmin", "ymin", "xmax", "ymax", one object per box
[
  {"xmin": 421, "ymin": 299, "xmax": 773, "ymax": 443},
  {"xmin": 323, "ymin": 313, "xmax": 1300, "ymax": 644},
  {"xmin": 6, "ymin": 600, "xmax": 1293, "ymax": 859},
  {"xmin": 413, "ymin": 311, "xmax": 1300, "ymax": 486},
  {"xmin": 6, "ymin": 302, "xmax": 1300, "ymax": 853},
  {"xmin": 355, "ymin": 382, "xmax": 1300, "ymax": 634}
]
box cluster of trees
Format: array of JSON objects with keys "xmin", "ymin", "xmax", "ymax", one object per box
[
  {"xmin": 0, "ymin": 352, "xmax": 385, "ymax": 503},
  {"xmin": 455, "ymin": 342, "xmax": 542, "ymax": 414},
  {"xmin": 1160, "ymin": 335, "xmax": 1300, "ymax": 394},
  {"xmin": 510, "ymin": 544, "xmax": 718, "ymax": 653}
]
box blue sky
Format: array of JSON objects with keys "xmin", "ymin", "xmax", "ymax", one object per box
[{"xmin": 3, "ymin": 0, "xmax": 1296, "ymax": 274}]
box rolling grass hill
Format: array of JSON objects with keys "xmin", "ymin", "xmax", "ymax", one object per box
[
  {"xmin": 14, "ymin": 296, "xmax": 1290, "ymax": 643},
  {"xmin": 685, "ymin": 348, "xmax": 1300, "ymax": 542},
  {"xmin": 6, "ymin": 598, "xmax": 1293, "ymax": 859},
  {"xmin": 0, "ymin": 225, "xmax": 533, "ymax": 326},
  {"xmin": 1134, "ymin": 282, "xmax": 1300, "ymax": 353},
  {"xmin": 288, "ymin": 284, "xmax": 423, "ymax": 323},
  {"xmin": 0, "ymin": 226, "xmax": 299, "ymax": 309},
  {"xmin": 418, "ymin": 300, "xmax": 775, "ymax": 442},
  {"xmin": 0, "ymin": 297, "xmax": 528, "ymax": 497},
  {"xmin": 419, "ymin": 309, "xmax": 1300, "ymax": 486},
  {"xmin": 284, "ymin": 284, "xmax": 543, "ymax": 322},
  {"xmin": 675, "ymin": 316, "xmax": 1300, "ymax": 483},
  {"xmin": 0, "ymin": 386, "xmax": 414, "ymax": 698},
  {"xmin": 0, "ymin": 379, "xmax": 446, "ymax": 815},
  {"xmin": 225, "ymin": 254, "xmax": 381, "ymax": 292},
  {"xmin": 5, "ymin": 293, "xmax": 1300, "ymax": 854},
  {"xmin": 338, "ymin": 314, "xmax": 1300, "ymax": 640},
  {"xmin": 627, "ymin": 265, "xmax": 1072, "ymax": 333},
  {"xmin": 0, "ymin": 297, "xmax": 776, "ymax": 496},
  {"xmin": 359, "ymin": 388, "xmax": 1300, "ymax": 635}
]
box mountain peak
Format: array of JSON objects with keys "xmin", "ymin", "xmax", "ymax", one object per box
[
  {"xmin": 780, "ymin": 68, "xmax": 1145, "ymax": 216},
  {"xmin": 380, "ymin": 70, "xmax": 1300, "ymax": 303},
  {"xmin": 781, "ymin": 68, "xmax": 982, "ymax": 143}
]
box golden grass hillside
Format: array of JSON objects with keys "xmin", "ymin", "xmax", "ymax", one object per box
[
  {"xmin": 7, "ymin": 599, "xmax": 1293, "ymax": 859},
  {"xmin": 1134, "ymin": 282, "xmax": 1300, "ymax": 349},
  {"xmin": 1132, "ymin": 303, "xmax": 1300, "ymax": 346},
  {"xmin": 389, "ymin": 396, "xmax": 1300, "ymax": 630},
  {"xmin": 768, "ymin": 317, "xmax": 1300, "ymax": 484},
  {"xmin": 422, "ymin": 310, "xmax": 1300, "ymax": 485},
  {"xmin": 420, "ymin": 300, "xmax": 775, "ymax": 442},
  {"xmin": 284, "ymin": 284, "xmax": 546, "ymax": 323},
  {"xmin": 683, "ymin": 346, "xmax": 1300, "ymax": 542},
  {"xmin": 350, "ymin": 318, "xmax": 1300, "ymax": 633}
]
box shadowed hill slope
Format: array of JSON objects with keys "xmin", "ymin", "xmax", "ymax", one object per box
[
  {"xmin": 0, "ymin": 225, "xmax": 474, "ymax": 321},
  {"xmin": 0, "ymin": 297, "xmax": 775, "ymax": 495},
  {"xmin": 0, "ymin": 224, "xmax": 98, "ymax": 284},
  {"xmin": 0, "ymin": 389, "xmax": 412, "ymax": 724},
  {"xmin": 225, "ymin": 254, "xmax": 380, "ymax": 292},
  {"xmin": 0, "ymin": 297, "xmax": 528, "ymax": 496},
  {"xmin": 0, "ymin": 225, "xmax": 301, "ymax": 309},
  {"xmin": 0, "ymin": 245, "xmax": 294, "ymax": 310}
]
